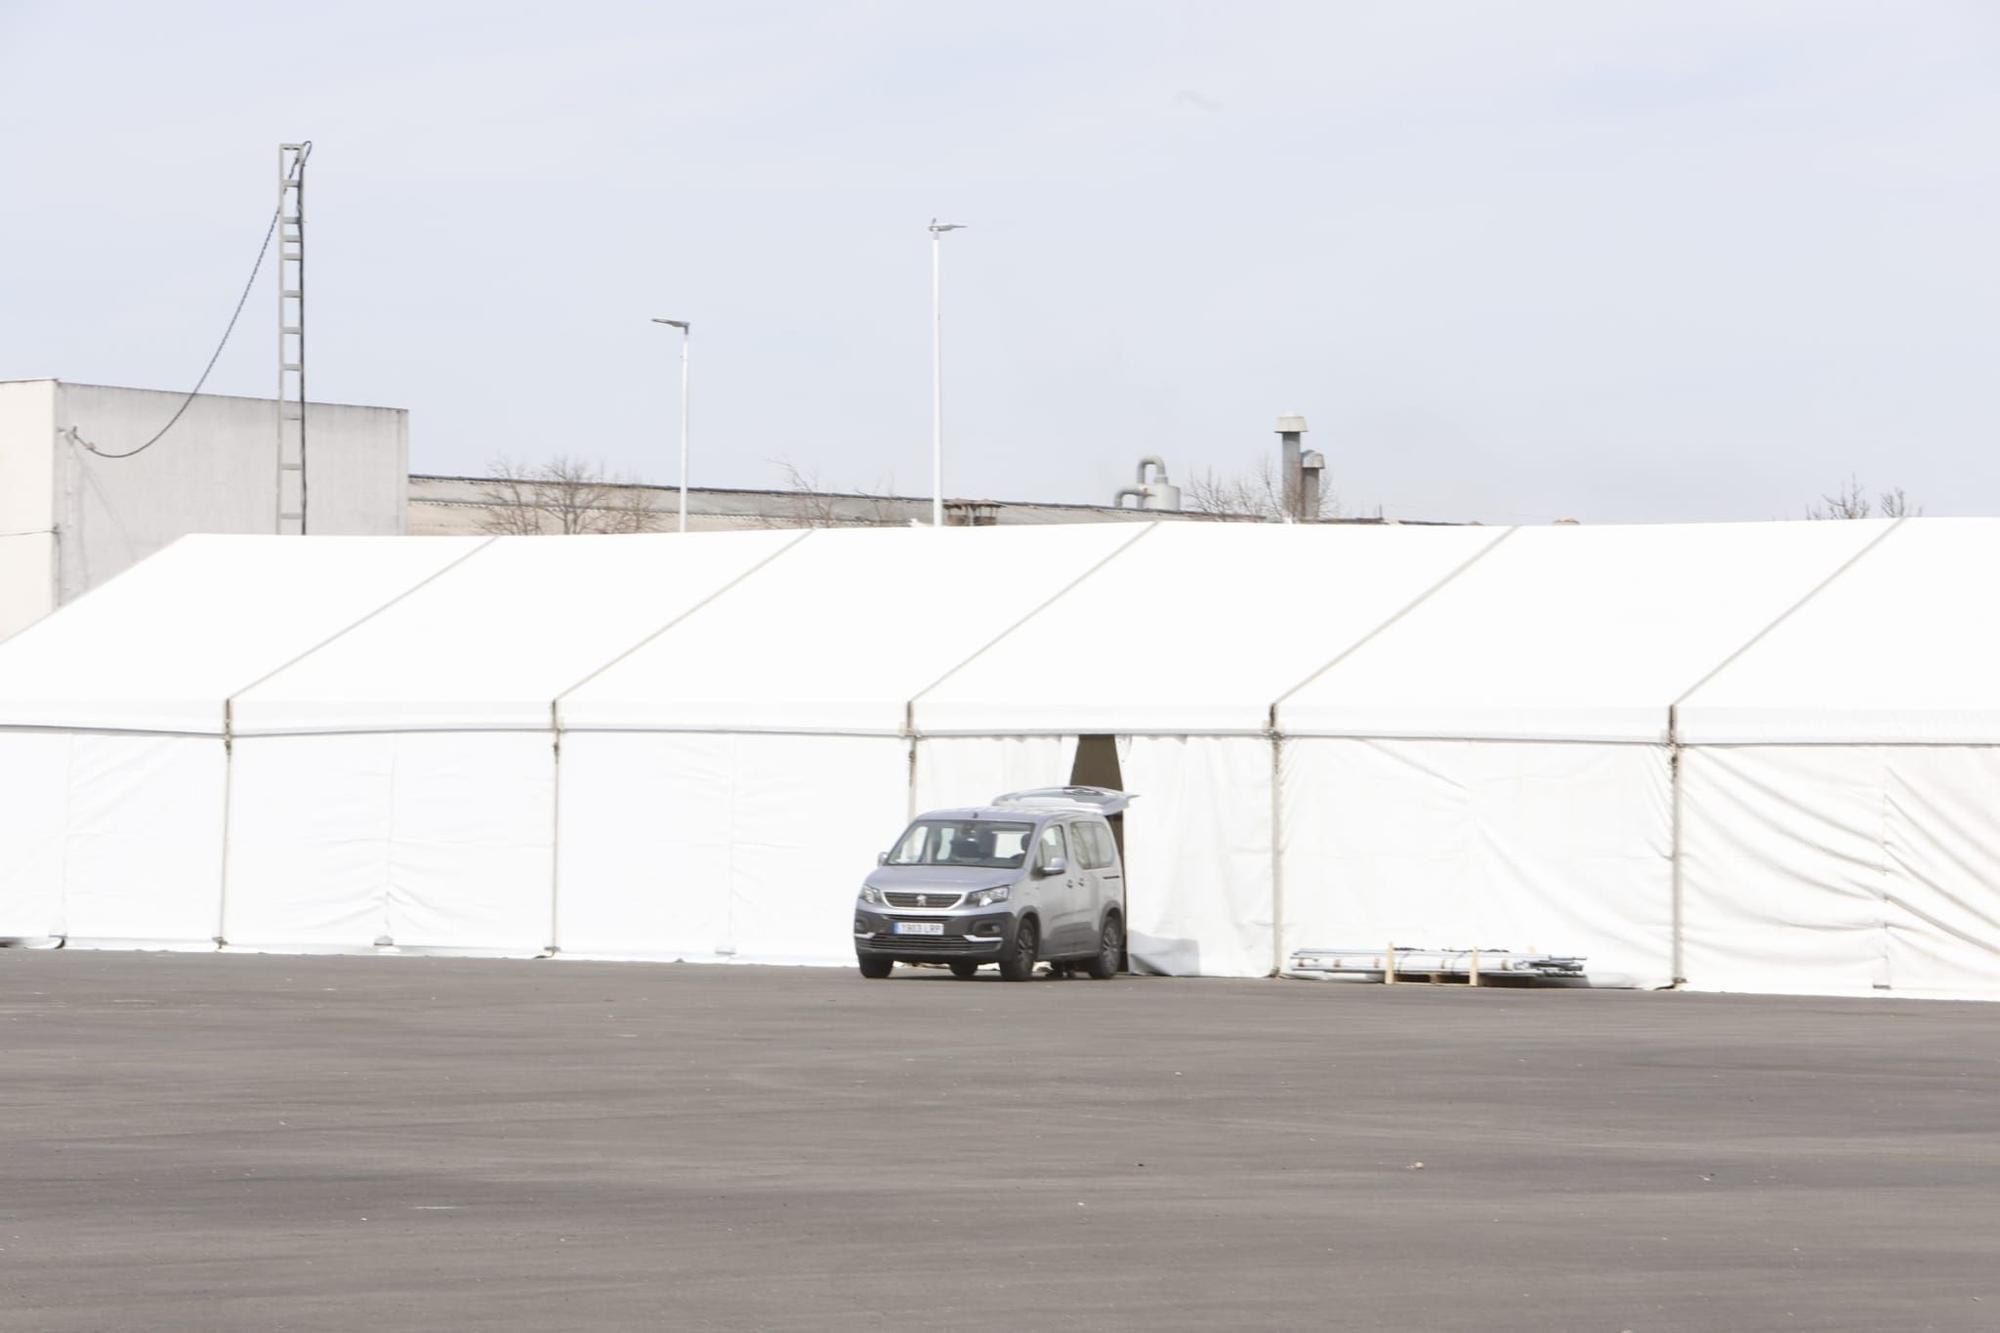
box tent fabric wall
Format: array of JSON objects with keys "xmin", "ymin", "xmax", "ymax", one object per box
[
  {"xmin": 1675, "ymin": 520, "xmax": 2000, "ymax": 999},
  {"xmin": 224, "ymin": 532, "xmax": 804, "ymax": 953},
  {"xmin": 554, "ymin": 731, "xmax": 909, "ymax": 964},
  {"xmin": 225, "ymin": 734, "xmax": 396, "ymax": 949},
  {"xmin": 912, "ymin": 736, "xmax": 1075, "ymax": 816},
  {"xmin": 0, "ymin": 731, "xmax": 222, "ymax": 946},
  {"xmin": 0, "ymin": 732, "xmax": 67, "ymax": 940},
  {"xmin": 1280, "ymin": 738, "xmax": 1674, "ymax": 988},
  {"xmin": 0, "ymin": 535, "xmax": 487, "ymax": 947},
  {"xmin": 225, "ymin": 732, "xmax": 555, "ymax": 953},
  {"xmin": 0, "ymin": 731, "xmax": 227, "ymax": 948},
  {"xmin": 1679, "ymin": 745, "xmax": 2000, "ymax": 1000},
  {"xmin": 1121, "ymin": 735, "xmax": 1273, "ymax": 977},
  {"xmin": 1272, "ymin": 522, "xmax": 1890, "ymax": 992},
  {"xmin": 59, "ymin": 733, "xmax": 225, "ymax": 947}
]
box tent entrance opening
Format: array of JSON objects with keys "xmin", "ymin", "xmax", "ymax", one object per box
[{"xmin": 1069, "ymin": 735, "xmax": 1126, "ymax": 971}]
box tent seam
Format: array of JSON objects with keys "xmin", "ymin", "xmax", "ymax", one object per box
[
  {"xmin": 1670, "ymin": 517, "xmax": 1909, "ymax": 712},
  {"xmin": 223, "ymin": 536, "xmax": 500, "ymax": 706},
  {"xmin": 1265, "ymin": 525, "xmax": 1520, "ymax": 728},
  {"xmin": 549, "ymin": 529, "xmax": 817, "ymax": 719},
  {"xmin": 904, "ymin": 522, "xmax": 1161, "ymax": 734}
]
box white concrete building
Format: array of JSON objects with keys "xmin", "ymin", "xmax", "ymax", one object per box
[{"xmin": 0, "ymin": 381, "xmax": 407, "ymax": 639}]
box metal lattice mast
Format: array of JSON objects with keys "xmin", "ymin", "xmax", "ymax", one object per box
[{"xmin": 277, "ymin": 143, "xmax": 310, "ymax": 534}]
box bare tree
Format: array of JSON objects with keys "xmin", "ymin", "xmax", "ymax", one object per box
[
  {"xmin": 472, "ymin": 456, "xmax": 665, "ymax": 534},
  {"xmin": 1806, "ymin": 475, "xmax": 1923, "ymax": 520},
  {"xmin": 1183, "ymin": 454, "xmax": 1339, "ymax": 521},
  {"xmin": 754, "ymin": 460, "xmax": 909, "ymax": 529},
  {"xmin": 1877, "ymin": 486, "xmax": 1922, "ymax": 519}
]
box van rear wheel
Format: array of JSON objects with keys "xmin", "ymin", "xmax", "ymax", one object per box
[
  {"xmin": 857, "ymin": 956, "xmax": 893, "ymax": 979},
  {"xmin": 999, "ymin": 918, "xmax": 1039, "ymax": 982},
  {"xmin": 949, "ymin": 961, "xmax": 979, "ymax": 979},
  {"xmin": 1085, "ymin": 913, "xmax": 1122, "ymax": 980}
]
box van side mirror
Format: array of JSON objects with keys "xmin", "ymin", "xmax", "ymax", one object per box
[
  {"xmin": 1040, "ymin": 855, "xmax": 1067, "ymax": 877},
  {"xmin": 877, "ymin": 851, "xmax": 889, "ymax": 866}
]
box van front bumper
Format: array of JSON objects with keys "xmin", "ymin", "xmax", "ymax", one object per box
[{"xmin": 853, "ymin": 908, "xmax": 1015, "ymax": 960}]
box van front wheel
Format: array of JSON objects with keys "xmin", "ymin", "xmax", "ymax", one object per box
[
  {"xmin": 999, "ymin": 919, "xmax": 1039, "ymax": 982},
  {"xmin": 857, "ymin": 956, "xmax": 893, "ymax": 979}
]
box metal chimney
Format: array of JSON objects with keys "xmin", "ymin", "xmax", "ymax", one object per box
[
  {"xmin": 1276, "ymin": 415, "xmax": 1307, "ymax": 520},
  {"xmin": 1299, "ymin": 450, "xmax": 1324, "ymax": 521}
]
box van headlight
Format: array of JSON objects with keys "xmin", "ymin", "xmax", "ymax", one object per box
[
  {"xmin": 859, "ymin": 886, "xmax": 885, "ymax": 905},
  {"xmin": 965, "ymin": 884, "xmax": 1010, "ymax": 907}
]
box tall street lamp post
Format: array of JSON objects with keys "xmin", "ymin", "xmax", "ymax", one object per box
[
  {"xmin": 652, "ymin": 318, "xmax": 691, "ymax": 533},
  {"xmin": 928, "ymin": 219, "xmax": 966, "ymax": 528}
]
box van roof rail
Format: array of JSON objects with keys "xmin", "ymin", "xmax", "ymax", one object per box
[{"xmin": 990, "ymin": 786, "xmax": 1134, "ymax": 815}]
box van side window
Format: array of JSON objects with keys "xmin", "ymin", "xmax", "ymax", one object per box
[
  {"xmin": 1037, "ymin": 823, "xmax": 1067, "ymax": 870},
  {"xmin": 1076, "ymin": 822, "xmax": 1109, "ymax": 870}
]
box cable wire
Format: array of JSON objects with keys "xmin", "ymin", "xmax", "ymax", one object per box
[{"xmin": 68, "ymin": 143, "xmax": 311, "ymax": 461}]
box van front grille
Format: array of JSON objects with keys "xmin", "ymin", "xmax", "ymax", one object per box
[
  {"xmin": 885, "ymin": 891, "xmax": 962, "ymax": 909},
  {"xmin": 869, "ymin": 933, "xmax": 975, "ymax": 955}
]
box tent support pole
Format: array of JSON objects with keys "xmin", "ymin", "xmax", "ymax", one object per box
[
  {"xmin": 547, "ymin": 704, "xmax": 562, "ymax": 956},
  {"xmin": 215, "ymin": 702, "xmax": 234, "ymax": 949},
  {"xmin": 1269, "ymin": 723, "xmax": 1285, "ymax": 978},
  {"xmin": 1669, "ymin": 705, "xmax": 1685, "ymax": 987}
]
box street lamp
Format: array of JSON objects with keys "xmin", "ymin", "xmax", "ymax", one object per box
[
  {"xmin": 652, "ymin": 318, "xmax": 691, "ymax": 533},
  {"xmin": 928, "ymin": 219, "xmax": 966, "ymax": 528}
]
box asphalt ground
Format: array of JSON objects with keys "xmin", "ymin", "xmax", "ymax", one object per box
[{"xmin": 1, "ymin": 952, "xmax": 1995, "ymax": 1332}]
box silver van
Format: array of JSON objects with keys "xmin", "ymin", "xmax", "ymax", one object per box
[{"xmin": 853, "ymin": 787, "xmax": 1131, "ymax": 981}]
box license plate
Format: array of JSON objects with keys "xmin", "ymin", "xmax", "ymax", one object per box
[{"xmin": 893, "ymin": 921, "xmax": 945, "ymax": 936}]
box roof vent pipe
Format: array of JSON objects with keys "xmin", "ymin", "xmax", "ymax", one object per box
[{"xmin": 1114, "ymin": 457, "xmax": 1182, "ymax": 511}]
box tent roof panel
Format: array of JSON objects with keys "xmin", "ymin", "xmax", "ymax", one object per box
[
  {"xmin": 558, "ymin": 524, "xmax": 1148, "ymax": 734},
  {"xmin": 912, "ymin": 523, "xmax": 1508, "ymax": 735},
  {"xmin": 1279, "ymin": 520, "xmax": 1893, "ymax": 742},
  {"xmin": 0, "ymin": 535, "xmax": 487, "ymax": 734},
  {"xmin": 1678, "ymin": 518, "xmax": 2000, "ymax": 743},
  {"xmin": 231, "ymin": 531, "xmax": 804, "ymax": 734}
]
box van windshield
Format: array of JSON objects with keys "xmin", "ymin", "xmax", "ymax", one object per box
[{"xmin": 889, "ymin": 820, "xmax": 1035, "ymax": 869}]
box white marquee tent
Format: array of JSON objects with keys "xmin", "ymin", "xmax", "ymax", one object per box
[
  {"xmin": 910, "ymin": 521, "xmax": 1507, "ymax": 977},
  {"xmin": 2, "ymin": 519, "xmax": 1997, "ymax": 1001},
  {"xmin": 555, "ymin": 523, "xmax": 1145, "ymax": 965},
  {"xmin": 1275, "ymin": 520, "xmax": 1893, "ymax": 989},
  {"xmin": 0, "ymin": 535, "xmax": 484, "ymax": 946},
  {"xmin": 225, "ymin": 530, "xmax": 802, "ymax": 954},
  {"xmin": 1677, "ymin": 518, "xmax": 2000, "ymax": 999}
]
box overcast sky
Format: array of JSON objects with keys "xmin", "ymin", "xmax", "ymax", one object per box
[{"xmin": 2, "ymin": 1, "xmax": 1994, "ymax": 523}]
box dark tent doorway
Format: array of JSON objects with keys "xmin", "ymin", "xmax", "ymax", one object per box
[{"xmin": 1070, "ymin": 735, "xmax": 1126, "ymax": 970}]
